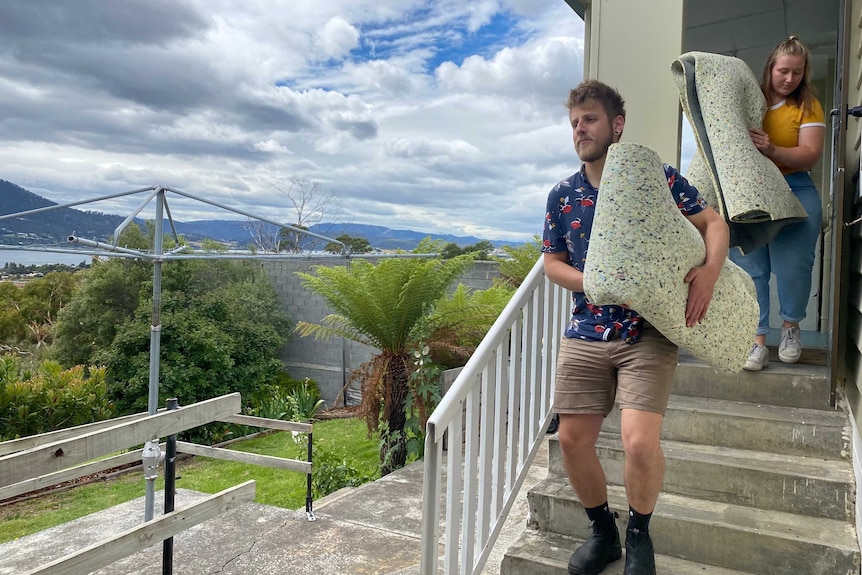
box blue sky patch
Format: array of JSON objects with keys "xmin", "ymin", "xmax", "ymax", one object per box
[{"xmin": 354, "ymin": 9, "xmax": 526, "ymax": 73}]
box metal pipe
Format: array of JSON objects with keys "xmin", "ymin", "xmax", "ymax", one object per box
[
  {"xmin": 144, "ymin": 190, "xmax": 166, "ymax": 521},
  {"xmin": 342, "ymin": 254, "xmax": 350, "ymax": 406},
  {"xmin": 112, "ymin": 187, "xmax": 162, "ymax": 247},
  {"xmin": 162, "ymin": 186, "xmax": 345, "ymax": 248},
  {"xmin": 68, "ymin": 236, "xmax": 157, "ymax": 258},
  {"xmin": 0, "ymin": 186, "xmax": 157, "ymax": 222},
  {"xmin": 162, "ymin": 398, "xmax": 178, "ymax": 575}
]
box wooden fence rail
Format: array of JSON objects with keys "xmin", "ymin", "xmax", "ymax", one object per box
[
  {"xmin": 0, "ymin": 393, "xmax": 316, "ymax": 575},
  {"xmin": 24, "ymin": 481, "xmax": 256, "ymax": 575},
  {"xmin": 0, "ymin": 394, "xmax": 242, "ymax": 488},
  {"xmin": 0, "ymin": 410, "xmax": 160, "ymax": 457}
]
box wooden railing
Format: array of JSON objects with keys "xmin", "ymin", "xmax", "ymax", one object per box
[{"xmin": 0, "ymin": 393, "xmax": 314, "ymax": 575}]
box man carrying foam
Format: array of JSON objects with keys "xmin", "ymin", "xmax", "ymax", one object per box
[{"xmin": 542, "ymin": 79, "xmax": 729, "ymax": 575}]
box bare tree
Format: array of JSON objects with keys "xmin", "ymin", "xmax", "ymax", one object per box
[
  {"xmin": 244, "ymin": 176, "xmax": 338, "ymax": 253},
  {"xmin": 244, "ymin": 221, "xmax": 281, "ymax": 253}
]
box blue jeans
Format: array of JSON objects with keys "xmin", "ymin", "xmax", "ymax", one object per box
[{"xmin": 729, "ymin": 172, "xmax": 822, "ymax": 336}]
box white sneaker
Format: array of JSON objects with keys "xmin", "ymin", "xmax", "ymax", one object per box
[
  {"xmin": 778, "ymin": 325, "xmax": 802, "ymax": 363},
  {"xmin": 743, "ymin": 344, "xmax": 770, "ymax": 371}
]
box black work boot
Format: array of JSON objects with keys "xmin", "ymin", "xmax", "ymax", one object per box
[
  {"xmin": 567, "ymin": 512, "xmax": 622, "ymax": 575},
  {"xmin": 624, "ymin": 527, "xmax": 656, "ymax": 575}
]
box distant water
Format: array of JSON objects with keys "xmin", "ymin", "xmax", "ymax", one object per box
[{"xmin": 0, "ymin": 249, "xmax": 92, "ymax": 267}]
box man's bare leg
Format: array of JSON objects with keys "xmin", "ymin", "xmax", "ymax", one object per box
[
  {"xmin": 620, "ymin": 409, "xmax": 664, "ymax": 512},
  {"xmin": 620, "ymin": 408, "xmax": 664, "ymax": 575},
  {"xmin": 559, "ymin": 413, "xmax": 622, "ymax": 575},
  {"xmin": 558, "ymin": 413, "xmax": 606, "ymax": 504}
]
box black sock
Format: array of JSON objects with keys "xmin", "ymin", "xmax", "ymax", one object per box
[
  {"xmin": 628, "ymin": 506, "xmax": 652, "ymax": 532},
  {"xmin": 585, "ymin": 502, "xmax": 615, "ymax": 533}
]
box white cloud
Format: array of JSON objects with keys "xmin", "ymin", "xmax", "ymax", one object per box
[
  {"xmin": 463, "ymin": 0, "xmax": 501, "ymax": 32},
  {"xmin": 0, "ymin": 1, "xmax": 589, "ymax": 243},
  {"xmin": 436, "ymin": 36, "xmax": 584, "ymax": 107},
  {"xmin": 315, "ymin": 16, "xmax": 361, "ymax": 60},
  {"xmin": 386, "ymin": 138, "xmax": 480, "ymax": 160}
]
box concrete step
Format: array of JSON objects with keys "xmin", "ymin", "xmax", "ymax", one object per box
[
  {"xmin": 548, "ymin": 434, "xmax": 855, "ymax": 521},
  {"xmin": 526, "ymin": 477, "xmax": 860, "ymax": 575},
  {"xmin": 672, "ymin": 353, "xmax": 831, "ymax": 410},
  {"xmin": 601, "ymin": 394, "xmax": 851, "ymax": 460},
  {"xmin": 763, "ymin": 343, "xmax": 827, "ymax": 366},
  {"xmin": 501, "ymin": 528, "xmax": 756, "ymax": 575}
]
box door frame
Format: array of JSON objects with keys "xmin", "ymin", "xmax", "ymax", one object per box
[{"xmin": 829, "ymin": 0, "xmax": 853, "ymax": 404}]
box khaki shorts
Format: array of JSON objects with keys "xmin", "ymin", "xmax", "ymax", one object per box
[{"xmin": 553, "ymin": 326, "xmax": 679, "ymax": 417}]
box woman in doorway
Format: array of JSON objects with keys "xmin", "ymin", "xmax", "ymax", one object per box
[{"xmin": 734, "ymin": 36, "xmax": 827, "ymax": 371}]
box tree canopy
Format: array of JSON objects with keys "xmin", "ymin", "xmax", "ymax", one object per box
[
  {"xmin": 51, "ymin": 224, "xmax": 293, "ymax": 415},
  {"xmin": 440, "ymin": 240, "xmax": 494, "ymax": 260},
  {"xmin": 99, "ymin": 265, "xmax": 291, "ymax": 414},
  {"xmin": 324, "ymin": 234, "xmax": 372, "ymax": 255},
  {"xmin": 244, "ymin": 176, "xmax": 337, "ymax": 253},
  {"xmin": 0, "ymin": 271, "xmax": 79, "ymax": 349}
]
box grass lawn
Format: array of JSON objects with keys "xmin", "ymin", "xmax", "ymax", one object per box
[{"xmin": 0, "ymin": 417, "xmax": 379, "ymax": 544}]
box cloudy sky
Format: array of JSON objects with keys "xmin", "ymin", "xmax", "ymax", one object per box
[{"xmin": 1, "ymin": 0, "xmax": 592, "ymax": 243}]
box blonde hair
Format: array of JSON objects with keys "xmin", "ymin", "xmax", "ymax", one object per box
[{"xmin": 760, "ymin": 35, "xmax": 817, "ymax": 111}]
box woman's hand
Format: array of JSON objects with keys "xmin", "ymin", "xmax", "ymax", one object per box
[{"xmin": 749, "ymin": 128, "xmax": 776, "ymax": 157}]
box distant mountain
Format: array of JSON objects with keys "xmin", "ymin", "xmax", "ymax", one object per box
[
  {"xmin": 0, "ymin": 180, "xmax": 127, "ymax": 245},
  {"xmin": 0, "ymin": 180, "xmax": 521, "ymax": 250},
  {"xmin": 143, "ymin": 220, "xmax": 517, "ymax": 250},
  {"xmin": 307, "ymin": 223, "xmax": 516, "ymax": 250}
]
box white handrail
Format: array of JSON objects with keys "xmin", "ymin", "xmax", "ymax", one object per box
[{"xmin": 420, "ymin": 256, "xmax": 570, "ymax": 575}]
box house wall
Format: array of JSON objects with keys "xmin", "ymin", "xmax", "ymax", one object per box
[
  {"xmin": 678, "ymin": 2, "xmax": 839, "ymax": 336},
  {"xmin": 583, "ymin": 0, "xmax": 685, "ymax": 165},
  {"xmin": 262, "ymin": 259, "xmax": 502, "ymax": 407},
  {"xmin": 841, "ymin": 0, "xmax": 862, "ymax": 547}
]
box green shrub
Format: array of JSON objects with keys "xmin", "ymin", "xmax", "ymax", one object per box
[
  {"xmin": 248, "ymin": 377, "xmax": 324, "ymax": 422},
  {"xmin": 250, "ymin": 385, "xmax": 299, "ymax": 421},
  {"xmin": 291, "ymin": 380, "xmax": 326, "ymax": 420},
  {"xmin": 0, "ymin": 356, "xmax": 114, "ymax": 440},
  {"xmin": 97, "ymin": 263, "xmax": 291, "ymax": 416},
  {"xmin": 309, "ymin": 445, "xmax": 375, "ymax": 498},
  {"xmin": 273, "ymin": 372, "xmax": 321, "ymax": 400},
  {"xmin": 493, "ymin": 236, "xmax": 542, "ymax": 288},
  {"xmin": 417, "ymin": 283, "xmax": 514, "ymax": 369}
]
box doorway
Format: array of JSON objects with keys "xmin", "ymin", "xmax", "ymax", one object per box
[{"xmin": 682, "ymin": 0, "xmax": 841, "ymax": 350}]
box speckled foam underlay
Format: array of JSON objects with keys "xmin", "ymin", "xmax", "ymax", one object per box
[
  {"xmin": 583, "ymin": 142, "xmax": 758, "ymax": 373},
  {"xmin": 671, "ymin": 51, "xmax": 807, "ymax": 254}
]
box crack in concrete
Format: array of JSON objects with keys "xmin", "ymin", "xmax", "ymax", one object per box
[
  {"xmin": 209, "ymin": 539, "xmax": 260, "ymax": 574},
  {"xmin": 205, "ymin": 514, "xmax": 296, "ymax": 573}
]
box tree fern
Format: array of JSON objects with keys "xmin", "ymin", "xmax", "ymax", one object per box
[
  {"xmin": 417, "ymin": 283, "xmax": 515, "ymax": 368},
  {"xmin": 493, "ymin": 235, "xmax": 542, "ymax": 288},
  {"xmin": 295, "ymin": 253, "xmax": 475, "ymax": 474},
  {"xmin": 295, "ymin": 254, "xmax": 474, "ymax": 352}
]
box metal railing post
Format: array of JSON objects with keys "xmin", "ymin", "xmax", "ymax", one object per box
[
  {"xmin": 420, "ymin": 257, "xmax": 564, "ymax": 574},
  {"xmin": 163, "ymin": 398, "xmax": 179, "ymax": 575},
  {"xmin": 306, "ymin": 430, "xmax": 316, "ymax": 521}
]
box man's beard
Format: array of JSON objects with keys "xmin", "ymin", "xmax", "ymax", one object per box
[{"xmin": 577, "ymin": 131, "xmax": 613, "ymax": 163}]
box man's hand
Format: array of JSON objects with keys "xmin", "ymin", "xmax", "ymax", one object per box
[
  {"xmin": 683, "ymin": 206, "xmax": 728, "ymax": 328},
  {"xmin": 683, "ymin": 264, "xmax": 719, "ymax": 327}
]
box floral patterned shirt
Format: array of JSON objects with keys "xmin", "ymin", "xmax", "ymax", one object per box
[{"xmin": 541, "ymin": 164, "xmax": 707, "ymax": 343}]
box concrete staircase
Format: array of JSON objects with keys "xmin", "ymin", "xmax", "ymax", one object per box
[{"xmin": 501, "ymin": 352, "xmax": 861, "ymax": 575}]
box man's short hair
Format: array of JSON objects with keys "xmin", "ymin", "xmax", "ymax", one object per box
[{"xmin": 566, "ymin": 80, "xmax": 626, "ymax": 121}]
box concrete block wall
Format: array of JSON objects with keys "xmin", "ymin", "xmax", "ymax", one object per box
[
  {"xmin": 454, "ymin": 260, "xmax": 500, "ymax": 291},
  {"xmin": 262, "ymin": 258, "xmax": 502, "ymax": 408}
]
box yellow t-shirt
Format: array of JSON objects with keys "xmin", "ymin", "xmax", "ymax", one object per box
[{"xmin": 762, "ymin": 98, "xmax": 826, "ymax": 174}]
